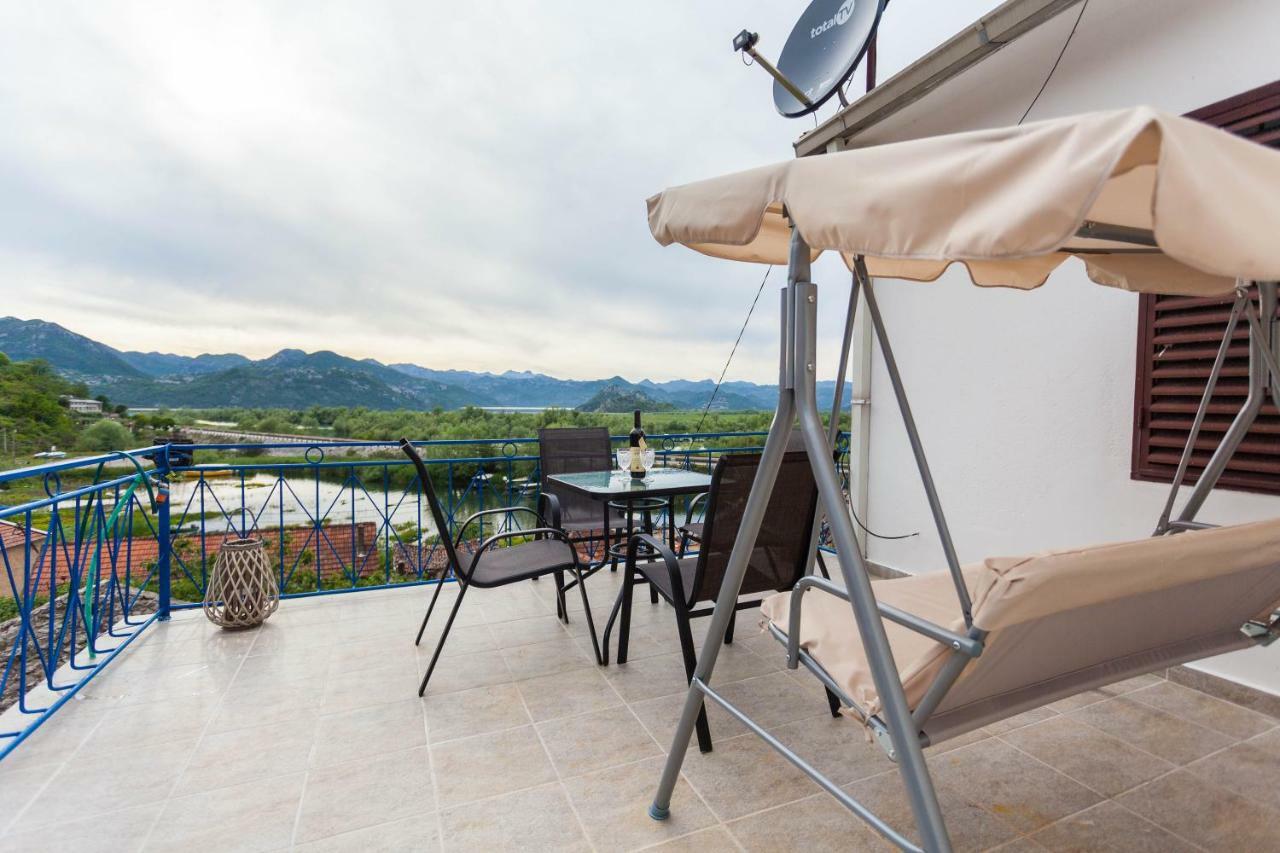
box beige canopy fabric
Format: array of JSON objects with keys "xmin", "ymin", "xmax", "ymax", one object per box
[{"xmin": 647, "ymin": 107, "xmax": 1280, "ymax": 296}]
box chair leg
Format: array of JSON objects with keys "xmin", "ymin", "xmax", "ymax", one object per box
[
  {"xmin": 414, "ymin": 574, "xmax": 451, "ymax": 646},
  {"xmin": 418, "ymin": 582, "xmax": 470, "ymax": 696},
  {"xmin": 815, "ymin": 550, "xmax": 832, "ymax": 580},
  {"xmin": 572, "ymin": 564, "xmax": 603, "ymax": 665},
  {"xmin": 554, "ymin": 569, "xmax": 568, "ymax": 623},
  {"xmin": 673, "ymin": 599, "xmax": 713, "ymax": 753},
  {"xmin": 825, "ymin": 687, "xmax": 842, "ymax": 718},
  {"xmin": 618, "ymin": 564, "xmax": 634, "ymax": 665},
  {"xmin": 725, "ymin": 609, "xmax": 736, "ymax": 645}
]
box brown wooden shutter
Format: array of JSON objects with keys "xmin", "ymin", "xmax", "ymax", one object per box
[{"xmin": 1131, "ymin": 81, "xmax": 1280, "ymax": 494}]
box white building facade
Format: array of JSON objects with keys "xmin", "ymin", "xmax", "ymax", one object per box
[{"xmin": 807, "ymin": 0, "xmax": 1280, "ymax": 695}]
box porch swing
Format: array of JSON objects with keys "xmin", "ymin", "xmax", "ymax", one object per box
[{"xmin": 641, "ymin": 106, "xmax": 1280, "ymax": 853}]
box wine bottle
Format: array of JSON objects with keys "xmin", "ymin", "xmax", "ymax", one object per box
[{"xmin": 629, "ymin": 409, "xmax": 647, "ymax": 480}]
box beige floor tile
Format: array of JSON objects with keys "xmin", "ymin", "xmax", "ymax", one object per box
[
  {"xmin": 424, "ymin": 681, "xmax": 531, "ymax": 744},
  {"xmin": 487, "ymin": 614, "xmax": 572, "ymax": 649},
  {"xmin": 417, "ymin": 623, "xmax": 498, "ymax": 660},
  {"xmin": 642, "ymin": 825, "xmax": 741, "ymax": 853},
  {"xmin": 439, "ymin": 781, "xmax": 590, "ymax": 851},
  {"xmin": 604, "ymin": 653, "xmax": 697, "ymax": 704},
  {"xmin": 1068, "ymin": 696, "xmax": 1234, "ymax": 764},
  {"xmin": 12, "ymin": 738, "xmax": 195, "ymax": 830},
  {"xmin": 321, "ymin": 660, "xmax": 422, "ymax": 713},
  {"xmin": 326, "ymin": 635, "xmax": 418, "ymax": 675},
  {"xmin": 145, "ymin": 772, "xmax": 305, "ymax": 852},
  {"xmin": 726, "ymin": 791, "xmax": 892, "ymax": 852},
  {"xmin": 1117, "ymin": 769, "xmax": 1280, "ymax": 850},
  {"xmin": 766, "ymin": 713, "xmax": 895, "ymax": 786},
  {"xmin": 981, "ymin": 706, "xmax": 1058, "ymax": 737},
  {"xmin": 88, "ymin": 696, "xmax": 217, "ymax": 755},
  {"xmin": 999, "ymin": 716, "xmax": 1174, "ymax": 797},
  {"xmin": 0, "ymin": 762, "xmax": 60, "ymax": 834},
  {"xmin": 712, "ymin": 671, "xmax": 830, "ymax": 730},
  {"xmin": 1045, "ymin": 674, "xmax": 1165, "ymax": 714},
  {"xmin": 174, "ymin": 717, "xmax": 317, "ymax": 795},
  {"xmin": 629, "ymin": 689, "xmax": 749, "ymax": 747},
  {"xmin": 562, "ymin": 755, "xmax": 718, "ymax": 851},
  {"xmin": 0, "ymin": 802, "xmax": 160, "ymax": 853},
  {"xmin": 480, "ymin": 596, "xmax": 553, "ymax": 624},
  {"xmin": 1030, "ymin": 800, "xmax": 1196, "ymax": 852},
  {"xmin": 928, "ymin": 740, "xmax": 1102, "ymax": 835},
  {"xmin": 516, "ymin": 667, "xmax": 623, "ymax": 723},
  {"xmin": 700, "ymin": 645, "xmax": 780, "ymax": 686},
  {"xmin": 501, "ymin": 635, "xmax": 595, "ymax": 680},
  {"xmin": 430, "ymin": 725, "xmax": 556, "ymax": 808},
  {"xmin": 987, "ymin": 839, "xmax": 1048, "ymax": 852},
  {"xmin": 844, "ymin": 768, "xmax": 1021, "ymax": 853},
  {"xmin": 1126, "ymin": 680, "xmax": 1277, "ymax": 739},
  {"xmin": 421, "ymin": 649, "xmax": 512, "ymax": 695},
  {"xmin": 1184, "ymin": 727, "xmax": 1280, "ymax": 811},
  {"xmin": 312, "ymin": 697, "xmax": 426, "ymax": 767},
  {"xmin": 293, "ymin": 813, "xmax": 441, "ymax": 853},
  {"xmin": 295, "ymin": 746, "xmax": 434, "ymax": 843},
  {"xmin": 0, "ymin": 707, "xmax": 104, "ymax": 772},
  {"xmin": 210, "ymin": 680, "xmax": 322, "ymax": 734},
  {"xmin": 538, "ymin": 705, "xmax": 662, "ymax": 777},
  {"xmin": 677, "ymin": 733, "xmax": 818, "ymax": 821}
]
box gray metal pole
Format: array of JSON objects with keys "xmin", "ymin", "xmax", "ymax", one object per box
[
  {"xmin": 802, "ymin": 274, "xmax": 863, "ymax": 576},
  {"xmin": 650, "ymin": 243, "xmax": 803, "ymax": 819},
  {"xmin": 1154, "ymin": 288, "xmax": 1246, "ymax": 535},
  {"xmin": 857, "ymin": 258, "xmax": 972, "ymax": 626},
  {"xmin": 793, "ymin": 273, "xmax": 953, "ymax": 853},
  {"xmin": 1177, "ymin": 281, "xmax": 1271, "ymax": 523}
]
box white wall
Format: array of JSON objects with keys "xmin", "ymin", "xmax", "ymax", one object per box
[{"xmin": 849, "ymin": 0, "xmax": 1280, "ymax": 691}]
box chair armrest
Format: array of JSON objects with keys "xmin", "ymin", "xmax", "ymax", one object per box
[
  {"xmin": 452, "ymin": 506, "xmax": 547, "ymax": 550},
  {"xmin": 783, "ymin": 576, "xmax": 982, "ymax": 670},
  {"xmin": 682, "ymin": 492, "xmax": 708, "ymax": 526},
  {"xmin": 627, "ymin": 533, "xmax": 686, "ymax": 605},
  {"xmin": 539, "ymin": 492, "xmax": 563, "ymax": 530}
]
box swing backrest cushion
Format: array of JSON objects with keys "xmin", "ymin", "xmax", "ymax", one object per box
[{"xmin": 762, "ymin": 516, "xmax": 1280, "ymax": 744}]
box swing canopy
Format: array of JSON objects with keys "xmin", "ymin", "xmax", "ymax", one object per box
[{"xmin": 647, "ymin": 106, "xmax": 1280, "ymax": 295}]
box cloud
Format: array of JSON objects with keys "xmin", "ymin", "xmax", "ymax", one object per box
[{"xmin": 0, "ymin": 1, "xmax": 997, "ymax": 381}]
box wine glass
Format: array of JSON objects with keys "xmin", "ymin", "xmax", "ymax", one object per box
[
  {"xmin": 641, "ymin": 448, "xmax": 656, "ymax": 472},
  {"xmin": 616, "ymin": 448, "xmax": 630, "ymax": 471}
]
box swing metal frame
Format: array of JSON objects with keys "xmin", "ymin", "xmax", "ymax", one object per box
[{"xmin": 647, "ymin": 220, "xmax": 1280, "ymax": 853}]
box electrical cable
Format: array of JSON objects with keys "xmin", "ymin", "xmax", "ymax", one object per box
[
  {"xmin": 694, "ymin": 265, "xmax": 773, "ymax": 434},
  {"xmin": 1018, "ymin": 0, "xmax": 1089, "ymax": 125}
]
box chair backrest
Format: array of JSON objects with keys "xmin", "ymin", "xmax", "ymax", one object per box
[
  {"xmin": 692, "ymin": 450, "xmax": 819, "ymax": 605},
  {"xmin": 920, "ymin": 516, "xmax": 1280, "ymax": 743},
  {"xmin": 538, "ymin": 427, "xmax": 613, "ymax": 525},
  {"xmin": 399, "ymin": 440, "xmax": 462, "ymax": 578}
]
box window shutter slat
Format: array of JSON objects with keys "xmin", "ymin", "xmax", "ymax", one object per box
[{"xmin": 1132, "ymin": 80, "xmax": 1280, "ymax": 495}]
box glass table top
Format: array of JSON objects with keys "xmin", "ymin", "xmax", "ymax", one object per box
[{"xmin": 547, "ymin": 467, "xmax": 712, "ymax": 498}]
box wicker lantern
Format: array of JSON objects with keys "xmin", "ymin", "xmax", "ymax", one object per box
[{"xmin": 204, "ymin": 538, "xmax": 279, "ymax": 629}]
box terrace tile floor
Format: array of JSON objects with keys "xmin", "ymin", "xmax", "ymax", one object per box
[{"xmin": 2, "ymin": 569, "xmax": 1278, "ymax": 852}]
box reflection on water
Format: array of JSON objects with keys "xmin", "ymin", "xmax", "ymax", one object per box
[{"xmin": 166, "ymin": 472, "xmax": 501, "ymax": 540}]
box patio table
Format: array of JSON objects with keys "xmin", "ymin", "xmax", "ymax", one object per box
[{"xmin": 546, "ymin": 467, "xmax": 713, "ymax": 664}]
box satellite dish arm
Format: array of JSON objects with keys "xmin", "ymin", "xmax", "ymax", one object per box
[{"xmin": 732, "ymin": 30, "xmax": 813, "ymax": 109}]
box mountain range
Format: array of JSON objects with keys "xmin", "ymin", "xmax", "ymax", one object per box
[{"xmin": 0, "ymin": 316, "xmax": 840, "ymax": 411}]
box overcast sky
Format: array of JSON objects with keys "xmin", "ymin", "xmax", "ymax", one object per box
[{"xmin": 0, "ymin": 1, "xmax": 998, "ymax": 382}]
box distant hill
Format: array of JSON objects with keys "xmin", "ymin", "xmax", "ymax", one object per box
[
  {"xmin": 576, "ymin": 384, "xmax": 675, "ymax": 413},
  {"xmin": 0, "ymin": 316, "xmax": 843, "ymax": 411},
  {"xmin": 118, "ymin": 350, "xmax": 251, "ymax": 377},
  {"xmin": 0, "ymin": 317, "xmax": 143, "ymax": 379}
]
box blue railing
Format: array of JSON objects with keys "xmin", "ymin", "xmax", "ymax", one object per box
[{"xmin": 0, "ymin": 430, "xmax": 846, "ymax": 761}]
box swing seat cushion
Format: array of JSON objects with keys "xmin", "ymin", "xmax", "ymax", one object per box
[{"xmin": 762, "ymin": 517, "xmax": 1280, "ymax": 740}]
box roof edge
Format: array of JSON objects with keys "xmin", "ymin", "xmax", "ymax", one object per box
[{"xmin": 793, "ymin": 0, "xmax": 1085, "ymax": 157}]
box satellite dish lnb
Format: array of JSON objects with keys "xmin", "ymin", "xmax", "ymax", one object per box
[{"xmin": 734, "ymin": 0, "xmax": 886, "ymax": 118}]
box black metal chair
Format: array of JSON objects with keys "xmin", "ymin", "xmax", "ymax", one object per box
[
  {"xmin": 537, "ymin": 427, "xmax": 626, "ymax": 565},
  {"xmin": 617, "ymin": 450, "xmax": 823, "ymax": 752},
  {"xmin": 399, "ymin": 439, "xmax": 601, "ymax": 696}
]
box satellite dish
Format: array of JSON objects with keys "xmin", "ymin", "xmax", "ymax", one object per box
[{"xmin": 772, "ymin": 0, "xmax": 885, "ymax": 117}]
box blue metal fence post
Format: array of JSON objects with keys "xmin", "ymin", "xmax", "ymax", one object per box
[{"xmin": 156, "ymin": 448, "xmax": 172, "ymax": 622}]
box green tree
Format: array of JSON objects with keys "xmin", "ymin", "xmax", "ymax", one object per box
[{"xmin": 78, "ymin": 419, "xmax": 133, "ymax": 451}]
